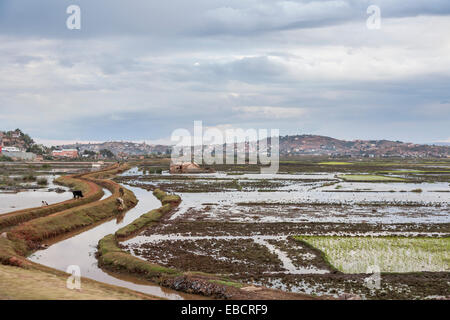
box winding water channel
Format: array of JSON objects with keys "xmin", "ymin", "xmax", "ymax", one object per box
[{"xmin": 28, "ymin": 185, "xmax": 194, "ymax": 300}]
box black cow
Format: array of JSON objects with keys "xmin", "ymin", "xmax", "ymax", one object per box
[{"xmin": 72, "ymin": 190, "xmax": 84, "ymax": 199}]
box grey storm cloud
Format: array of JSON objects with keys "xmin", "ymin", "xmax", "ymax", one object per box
[
  {"xmin": 0, "ymin": 0, "xmax": 449, "ymax": 144},
  {"xmin": 1, "ymin": 0, "xmax": 450, "ymax": 37}
]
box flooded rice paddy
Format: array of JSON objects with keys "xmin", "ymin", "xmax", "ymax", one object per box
[
  {"xmin": 116, "ymin": 167, "xmax": 449, "ymax": 299},
  {"xmin": 0, "ymin": 175, "xmax": 71, "ymax": 215},
  {"xmin": 2, "ymin": 162, "xmax": 446, "ymax": 300},
  {"xmin": 0, "ymin": 162, "xmax": 110, "ymax": 215},
  {"xmin": 121, "ymin": 171, "xmax": 449, "ymax": 224}
]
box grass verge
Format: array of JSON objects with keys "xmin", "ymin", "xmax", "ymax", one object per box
[
  {"xmin": 115, "ymin": 203, "xmax": 172, "ymax": 240},
  {"xmin": 98, "ymin": 234, "xmax": 179, "ymax": 277}
]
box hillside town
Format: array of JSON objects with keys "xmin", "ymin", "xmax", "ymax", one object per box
[
  {"xmin": 0, "ymin": 129, "xmax": 171, "ymax": 161},
  {"xmin": 278, "ymin": 135, "xmax": 450, "ymax": 158},
  {"xmin": 1, "ymin": 129, "xmax": 449, "ymax": 162},
  {"xmin": 60, "ymin": 141, "xmax": 171, "ymax": 158}
]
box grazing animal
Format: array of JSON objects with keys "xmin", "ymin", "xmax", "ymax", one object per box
[{"xmin": 72, "ymin": 190, "xmax": 84, "ymax": 199}]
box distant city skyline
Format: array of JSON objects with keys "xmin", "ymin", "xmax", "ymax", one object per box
[{"xmin": 1, "ymin": 1, "xmax": 449, "ymax": 144}]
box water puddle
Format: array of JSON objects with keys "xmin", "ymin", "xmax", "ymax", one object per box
[
  {"xmin": 100, "ymin": 188, "xmax": 112, "ymax": 201},
  {"xmin": 253, "ymin": 237, "xmax": 328, "ymax": 274},
  {"xmin": 0, "ymin": 175, "xmax": 71, "ymax": 215}
]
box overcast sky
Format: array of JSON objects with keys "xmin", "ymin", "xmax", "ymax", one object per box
[{"xmin": 0, "ymin": 0, "xmax": 449, "ymax": 145}]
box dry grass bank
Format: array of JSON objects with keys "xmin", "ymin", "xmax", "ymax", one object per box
[{"xmin": 0, "ymin": 264, "xmax": 157, "ymax": 300}]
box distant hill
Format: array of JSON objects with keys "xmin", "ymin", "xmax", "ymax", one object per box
[
  {"xmin": 278, "ymin": 135, "xmax": 450, "ymax": 158},
  {"xmin": 0, "ymin": 129, "xmax": 36, "ymax": 151},
  {"xmin": 60, "ymin": 134, "xmax": 450, "ymax": 158},
  {"xmin": 0, "ymin": 129, "xmax": 47, "ymax": 155},
  {"xmin": 7, "ymin": 129, "xmax": 447, "ymax": 158}
]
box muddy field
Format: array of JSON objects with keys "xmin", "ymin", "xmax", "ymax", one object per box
[{"xmin": 118, "ymin": 160, "xmax": 450, "ymax": 299}]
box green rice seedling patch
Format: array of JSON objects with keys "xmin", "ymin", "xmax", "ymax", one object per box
[{"xmin": 294, "ymin": 236, "xmax": 450, "ymax": 273}]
